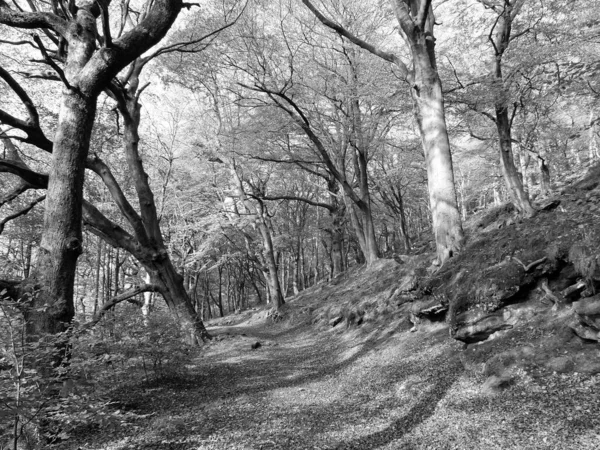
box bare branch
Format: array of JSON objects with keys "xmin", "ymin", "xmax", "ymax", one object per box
[
  {"xmin": 0, "ymin": 195, "xmax": 45, "ymax": 235},
  {"xmin": 261, "ymin": 194, "xmax": 333, "ymax": 211},
  {"xmin": 417, "ymin": 0, "xmax": 433, "ymax": 31},
  {"xmin": 148, "ymin": 1, "xmax": 247, "ymax": 60},
  {"xmin": 0, "ymin": 182, "xmax": 33, "ymax": 207},
  {"xmin": 79, "ymin": 284, "xmax": 160, "ymax": 331},
  {"xmin": 512, "ymin": 256, "xmax": 546, "ymax": 272},
  {"xmin": 82, "ymin": 200, "xmax": 149, "ymax": 260},
  {"xmin": 0, "ymin": 160, "xmax": 48, "ymax": 188},
  {"xmin": 0, "ymin": 65, "xmax": 40, "ymax": 127},
  {"xmin": 32, "ymin": 34, "xmax": 72, "ymax": 90},
  {"xmin": 97, "ymin": 0, "xmax": 112, "ymax": 47},
  {"xmin": 301, "ymin": 0, "xmax": 408, "ymax": 79},
  {"xmin": 86, "ymin": 155, "xmax": 151, "ymax": 246},
  {"xmin": 0, "ymin": 1, "xmax": 67, "ymax": 35}
]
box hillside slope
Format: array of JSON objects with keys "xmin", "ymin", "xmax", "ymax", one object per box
[{"xmin": 67, "ymin": 168, "xmax": 600, "ymax": 449}]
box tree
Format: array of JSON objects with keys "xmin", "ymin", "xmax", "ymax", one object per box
[
  {"xmin": 301, "ymin": 0, "xmax": 464, "ymax": 264},
  {"xmin": 0, "ymin": 0, "xmax": 194, "ymax": 356},
  {"xmin": 478, "ymin": 0, "xmax": 536, "ymax": 216}
]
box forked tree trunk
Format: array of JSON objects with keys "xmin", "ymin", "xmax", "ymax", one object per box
[
  {"xmin": 496, "ymin": 109, "xmax": 536, "ymax": 215},
  {"xmin": 0, "ymin": 0, "xmax": 186, "ymax": 370}
]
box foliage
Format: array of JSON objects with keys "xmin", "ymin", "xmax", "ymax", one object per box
[{"xmin": 0, "ymin": 291, "xmax": 194, "ymax": 449}]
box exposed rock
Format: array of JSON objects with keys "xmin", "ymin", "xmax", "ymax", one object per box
[
  {"xmin": 561, "ymin": 280, "xmax": 586, "ymax": 301},
  {"xmin": 536, "ymin": 198, "xmax": 561, "ymax": 211},
  {"xmin": 397, "ymin": 272, "xmax": 418, "ymax": 293},
  {"xmin": 415, "ymin": 302, "xmax": 448, "ymax": 322},
  {"xmin": 329, "ymin": 316, "xmax": 343, "ymax": 327},
  {"xmin": 570, "ymin": 322, "xmax": 600, "ymax": 342},
  {"xmin": 251, "ymin": 342, "xmax": 261, "ymax": 350},
  {"xmin": 452, "ymin": 310, "xmax": 513, "ymax": 344},
  {"xmin": 482, "ymin": 374, "xmax": 513, "ymax": 394},
  {"xmin": 573, "ymin": 295, "xmax": 600, "ymax": 316}
]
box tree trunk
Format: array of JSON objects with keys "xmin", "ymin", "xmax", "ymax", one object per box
[
  {"xmin": 146, "ymin": 258, "xmax": 210, "ymax": 344},
  {"xmin": 496, "ymin": 108, "xmax": 536, "ymax": 215},
  {"xmin": 490, "ymin": 2, "xmax": 535, "ymax": 217},
  {"xmin": 404, "ymin": 6, "xmax": 464, "ymax": 264},
  {"xmin": 410, "ymin": 68, "xmax": 463, "ymax": 263},
  {"xmin": 258, "ymin": 220, "xmax": 285, "ymax": 309},
  {"xmin": 23, "ymin": 91, "xmax": 96, "ymax": 338}
]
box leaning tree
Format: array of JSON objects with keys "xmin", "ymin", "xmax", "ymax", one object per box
[{"xmin": 0, "ymin": 0, "xmax": 211, "ymax": 353}]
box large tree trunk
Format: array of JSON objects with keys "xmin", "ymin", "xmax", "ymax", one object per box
[
  {"xmin": 399, "ymin": 1, "xmax": 464, "ymax": 264},
  {"xmin": 411, "ymin": 52, "xmax": 464, "ymax": 263},
  {"xmin": 0, "ymin": 0, "xmax": 186, "ymax": 373},
  {"xmin": 301, "ymin": 0, "xmax": 463, "ymax": 264},
  {"xmin": 23, "ymin": 92, "xmax": 95, "ymax": 339}
]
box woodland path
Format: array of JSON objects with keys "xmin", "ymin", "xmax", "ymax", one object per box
[{"xmin": 75, "ymin": 317, "xmax": 600, "ymax": 450}]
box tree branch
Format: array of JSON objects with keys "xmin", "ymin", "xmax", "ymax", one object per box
[
  {"xmin": 0, "ymin": 182, "xmax": 33, "ymax": 207},
  {"xmin": 32, "ymin": 33, "xmax": 72, "ymax": 90},
  {"xmin": 86, "ymin": 155, "xmax": 151, "ymax": 246},
  {"xmin": 0, "ymin": 195, "xmax": 45, "ymax": 235},
  {"xmin": 0, "ymin": 160, "xmax": 48, "ymax": 188},
  {"xmin": 82, "ymin": 200, "xmax": 150, "ymax": 261},
  {"xmin": 301, "ymin": 0, "xmax": 408, "ymax": 79},
  {"xmin": 0, "ymin": 65, "xmax": 41, "ymax": 127},
  {"xmin": 261, "ymin": 194, "xmax": 333, "ymax": 211},
  {"xmin": 148, "ymin": 1, "xmax": 247, "ymax": 60},
  {"xmin": 96, "ymin": 0, "xmax": 112, "ymax": 47},
  {"xmin": 0, "ymin": 0, "xmax": 67, "ymax": 35},
  {"xmin": 79, "ymin": 284, "xmax": 160, "ymax": 331},
  {"xmin": 417, "ymin": 0, "xmax": 433, "ymax": 31},
  {"xmin": 80, "ymin": 0, "xmax": 184, "ymax": 94}
]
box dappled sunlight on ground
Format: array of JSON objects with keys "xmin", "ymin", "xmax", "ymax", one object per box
[{"xmin": 67, "ymin": 257, "xmax": 600, "ymax": 449}]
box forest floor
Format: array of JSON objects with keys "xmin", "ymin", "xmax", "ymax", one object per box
[
  {"xmin": 69, "ymin": 300, "xmax": 600, "ymax": 450},
  {"xmin": 66, "ymin": 167, "xmax": 600, "ymax": 450}
]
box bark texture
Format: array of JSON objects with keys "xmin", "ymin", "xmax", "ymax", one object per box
[{"xmin": 0, "ymin": 0, "xmax": 184, "ymax": 345}]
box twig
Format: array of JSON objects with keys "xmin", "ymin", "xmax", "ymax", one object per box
[{"xmin": 31, "ymin": 34, "xmax": 73, "ymax": 91}]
